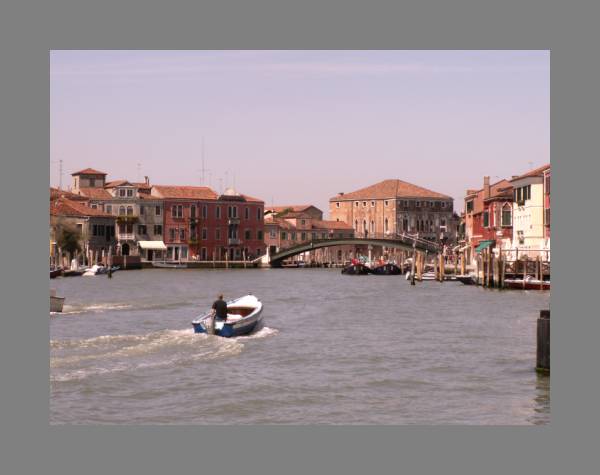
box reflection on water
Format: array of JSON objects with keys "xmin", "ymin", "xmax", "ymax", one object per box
[{"xmin": 50, "ymin": 268, "xmax": 550, "ymax": 424}]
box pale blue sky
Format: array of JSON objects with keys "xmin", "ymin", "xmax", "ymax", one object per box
[{"xmin": 50, "ymin": 50, "xmax": 549, "ymax": 215}]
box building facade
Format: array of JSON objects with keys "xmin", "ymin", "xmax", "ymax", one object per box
[
  {"xmin": 152, "ymin": 185, "xmax": 265, "ymax": 261},
  {"xmin": 510, "ymin": 164, "xmax": 551, "ymax": 258},
  {"xmin": 329, "ymin": 179, "xmax": 457, "ymax": 243}
]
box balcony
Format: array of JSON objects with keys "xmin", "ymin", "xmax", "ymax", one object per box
[
  {"xmin": 228, "ymin": 217, "xmax": 240, "ymax": 225},
  {"xmin": 228, "ymin": 238, "xmax": 241, "ymax": 245},
  {"xmin": 116, "ymin": 215, "xmax": 139, "ymax": 224},
  {"xmin": 118, "ymin": 233, "xmax": 136, "ymax": 241}
]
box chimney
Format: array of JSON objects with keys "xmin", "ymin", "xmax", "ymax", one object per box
[
  {"xmin": 339, "ymin": 192, "xmax": 344, "ymax": 196},
  {"xmin": 483, "ymin": 176, "xmax": 491, "ymax": 199},
  {"xmin": 144, "ymin": 175, "xmax": 149, "ymax": 185}
]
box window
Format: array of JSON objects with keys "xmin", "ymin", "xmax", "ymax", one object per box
[
  {"xmin": 89, "ymin": 178, "xmax": 96, "ymax": 187},
  {"xmin": 119, "ymin": 189, "xmax": 126, "ymax": 197},
  {"xmin": 92, "ymin": 224, "xmax": 98, "ymax": 236},
  {"xmin": 216, "ymin": 206, "xmax": 221, "ymax": 219},
  {"xmin": 154, "ymin": 225, "xmax": 162, "ymax": 235},
  {"xmin": 370, "ymin": 220, "xmax": 374, "ymax": 233},
  {"xmin": 301, "ymin": 219, "xmax": 306, "ymax": 225},
  {"xmin": 257, "ymin": 230, "xmax": 263, "ymax": 240},
  {"xmin": 90, "ymin": 204, "xmax": 97, "ymax": 209},
  {"xmin": 179, "ymin": 229, "xmax": 185, "ymax": 241},
  {"xmin": 138, "ymin": 225, "xmax": 147, "ymax": 234},
  {"xmin": 371, "ymin": 201, "xmax": 375, "ymax": 207},
  {"xmin": 291, "ymin": 232, "xmax": 296, "ymax": 241},
  {"xmin": 172, "ymin": 205, "xmax": 183, "ymax": 218},
  {"xmin": 384, "ymin": 218, "xmax": 388, "ymax": 233},
  {"xmin": 216, "ymin": 228, "xmax": 221, "ymax": 240},
  {"xmin": 483, "ymin": 211, "xmax": 489, "ymax": 228},
  {"xmin": 416, "ymin": 201, "xmax": 421, "ymax": 207},
  {"xmin": 245, "ymin": 207, "xmax": 249, "ymax": 220},
  {"xmin": 106, "ymin": 204, "xmax": 112, "ymax": 214},
  {"xmin": 517, "ymin": 230, "xmax": 525, "ymax": 245},
  {"xmin": 502, "ymin": 206, "xmax": 512, "ymax": 227},
  {"xmin": 257, "ymin": 208, "xmax": 262, "ymax": 220},
  {"xmin": 355, "ymin": 201, "xmax": 359, "ymax": 207},
  {"xmin": 139, "ymin": 205, "xmax": 144, "ymax": 215},
  {"xmin": 155, "ymin": 206, "xmax": 161, "ymax": 216},
  {"xmin": 281, "ymin": 232, "xmax": 287, "ymax": 240},
  {"xmin": 119, "ymin": 206, "xmax": 126, "ymax": 215},
  {"xmin": 362, "ymin": 201, "xmax": 367, "ymax": 207},
  {"xmin": 228, "ymin": 206, "xmax": 238, "ymax": 218},
  {"xmin": 336, "ymin": 202, "xmax": 340, "ymax": 208},
  {"xmin": 190, "ymin": 205, "xmax": 196, "ymax": 218},
  {"xmin": 466, "ymin": 200, "xmax": 474, "ymax": 213},
  {"xmin": 441, "ymin": 202, "xmax": 446, "ymax": 208},
  {"xmin": 312, "ymin": 232, "xmax": 317, "ymax": 240},
  {"xmin": 202, "ymin": 228, "xmax": 207, "ymax": 240},
  {"xmin": 245, "ymin": 229, "xmax": 251, "ymax": 240},
  {"xmin": 430, "ymin": 201, "xmax": 434, "ymax": 208},
  {"xmin": 270, "ymin": 229, "xmax": 276, "ymax": 239},
  {"xmin": 384, "ymin": 200, "xmax": 389, "ymax": 207},
  {"xmin": 201, "ymin": 248, "xmax": 207, "ymax": 260},
  {"xmin": 202, "ymin": 205, "xmax": 208, "ymax": 219},
  {"xmin": 301, "ymin": 232, "xmax": 307, "ymax": 241},
  {"xmin": 170, "ymin": 228, "xmax": 176, "ymax": 240},
  {"xmin": 98, "ymin": 225, "xmax": 105, "ymax": 236},
  {"xmin": 545, "ymin": 208, "xmax": 551, "ymax": 226},
  {"xmin": 127, "ymin": 206, "xmax": 133, "ymax": 216},
  {"xmin": 127, "ymin": 189, "xmax": 133, "ymax": 197}
]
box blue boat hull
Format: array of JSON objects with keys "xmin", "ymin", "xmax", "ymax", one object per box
[{"xmin": 193, "ymin": 312, "xmax": 263, "ymax": 337}]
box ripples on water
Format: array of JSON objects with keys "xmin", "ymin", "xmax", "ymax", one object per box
[{"xmin": 50, "ymin": 268, "xmax": 549, "ymax": 425}]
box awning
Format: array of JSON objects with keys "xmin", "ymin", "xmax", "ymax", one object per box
[
  {"xmin": 474, "ymin": 240, "xmax": 495, "ymax": 253},
  {"xmin": 138, "ymin": 241, "xmax": 167, "ymax": 250}
]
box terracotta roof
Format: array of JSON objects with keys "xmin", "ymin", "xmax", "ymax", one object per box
[
  {"xmin": 78, "ymin": 188, "xmax": 113, "ymax": 200},
  {"xmin": 265, "ymin": 216, "xmax": 296, "ymax": 230},
  {"xmin": 268, "ymin": 205, "xmax": 316, "ymax": 213},
  {"xmin": 71, "ymin": 168, "xmax": 107, "ymax": 176},
  {"xmin": 151, "ymin": 185, "xmax": 218, "ymax": 200},
  {"xmin": 277, "ymin": 211, "xmax": 313, "ymax": 219},
  {"xmin": 240, "ymin": 194, "xmax": 264, "ymax": 203},
  {"xmin": 104, "ymin": 180, "xmax": 131, "ymax": 188},
  {"xmin": 510, "ymin": 164, "xmax": 551, "ymax": 182},
  {"xmin": 312, "ymin": 220, "xmax": 354, "ymax": 230},
  {"xmin": 330, "ymin": 179, "xmax": 452, "ymax": 201},
  {"xmin": 50, "ymin": 198, "xmax": 114, "ymax": 218},
  {"xmin": 49, "ymin": 187, "xmax": 88, "ymax": 201}
]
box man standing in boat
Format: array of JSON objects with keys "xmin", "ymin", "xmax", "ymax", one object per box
[{"xmin": 212, "ymin": 294, "xmax": 228, "ymax": 322}]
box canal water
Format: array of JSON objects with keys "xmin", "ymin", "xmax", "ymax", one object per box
[{"xmin": 50, "ymin": 268, "xmax": 550, "ymax": 424}]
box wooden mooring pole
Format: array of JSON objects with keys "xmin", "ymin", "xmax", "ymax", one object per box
[{"xmin": 536, "ymin": 309, "xmax": 550, "ymax": 374}]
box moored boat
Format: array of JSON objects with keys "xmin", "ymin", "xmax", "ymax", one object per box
[
  {"xmin": 82, "ymin": 264, "xmax": 120, "ymax": 276},
  {"xmin": 456, "ymin": 274, "xmax": 477, "ymax": 285},
  {"xmin": 504, "ymin": 277, "xmax": 550, "ymax": 290},
  {"xmin": 50, "ymin": 267, "xmax": 63, "ymax": 278},
  {"xmin": 50, "ymin": 289, "xmax": 64, "ymax": 313},
  {"xmin": 371, "ymin": 263, "xmax": 402, "ymax": 275},
  {"xmin": 192, "ymin": 295, "xmax": 263, "ymax": 337},
  {"xmin": 152, "ymin": 261, "xmax": 188, "ymax": 269},
  {"xmin": 341, "ymin": 263, "xmax": 372, "ymax": 275}
]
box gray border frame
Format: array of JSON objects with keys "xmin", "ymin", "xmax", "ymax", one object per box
[{"xmin": 2, "ymin": 0, "xmax": 599, "ymax": 474}]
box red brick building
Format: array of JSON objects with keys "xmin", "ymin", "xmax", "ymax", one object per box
[{"xmin": 151, "ymin": 185, "xmax": 265, "ymax": 261}]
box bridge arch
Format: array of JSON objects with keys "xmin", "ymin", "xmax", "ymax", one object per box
[{"xmin": 268, "ymin": 236, "xmax": 438, "ymax": 266}]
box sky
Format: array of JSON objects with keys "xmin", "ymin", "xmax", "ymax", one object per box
[{"xmin": 50, "ymin": 50, "xmax": 549, "ymax": 216}]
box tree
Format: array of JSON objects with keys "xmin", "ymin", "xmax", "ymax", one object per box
[{"xmin": 57, "ymin": 225, "xmax": 81, "ymax": 260}]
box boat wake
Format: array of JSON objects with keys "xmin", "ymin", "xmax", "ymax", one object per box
[
  {"xmin": 50, "ymin": 328, "xmax": 244, "ymax": 382},
  {"xmin": 54, "ymin": 303, "xmax": 133, "ymax": 315},
  {"xmin": 235, "ymin": 326, "xmax": 279, "ymax": 340}
]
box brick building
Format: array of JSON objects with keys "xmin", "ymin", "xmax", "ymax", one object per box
[{"xmin": 151, "ymin": 185, "xmax": 265, "ymax": 261}]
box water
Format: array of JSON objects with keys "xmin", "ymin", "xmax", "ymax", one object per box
[{"xmin": 50, "ymin": 268, "xmax": 550, "ymax": 425}]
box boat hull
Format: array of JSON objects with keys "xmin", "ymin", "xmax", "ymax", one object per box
[
  {"xmin": 192, "ymin": 295, "xmax": 263, "ymax": 337},
  {"xmin": 371, "ymin": 264, "xmax": 402, "ymax": 275},
  {"xmin": 341, "ymin": 264, "xmax": 372, "ymax": 275},
  {"xmin": 504, "ymin": 279, "xmax": 550, "ymax": 290}
]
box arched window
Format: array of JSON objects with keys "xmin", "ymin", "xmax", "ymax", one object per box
[
  {"xmin": 363, "ymin": 220, "xmax": 368, "ymax": 237},
  {"xmin": 119, "ymin": 206, "xmax": 125, "ymax": 216},
  {"xmin": 370, "ymin": 220, "xmax": 374, "ymax": 234},
  {"xmin": 127, "ymin": 206, "xmax": 133, "ymax": 216},
  {"xmin": 384, "ymin": 218, "xmax": 388, "ymax": 233}
]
